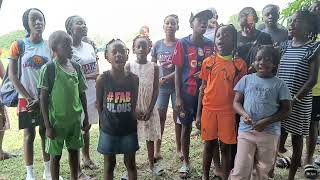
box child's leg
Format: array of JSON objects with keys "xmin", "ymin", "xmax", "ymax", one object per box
[
  {"xmin": 181, "ymin": 123, "xmax": 192, "ymax": 166},
  {"xmin": 254, "ymin": 132, "xmax": 279, "ymax": 180},
  {"xmin": 174, "ymin": 111, "xmax": 182, "ymax": 156},
  {"xmin": 146, "ymin": 140, "xmax": 155, "ymax": 169},
  {"xmin": 279, "ymin": 128, "xmax": 288, "ymax": 153},
  {"xmin": 103, "ymin": 155, "xmax": 116, "ymax": 180},
  {"xmin": 305, "ymin": 120, "xmax": 319, "ymax": 165},
  {"xmin": 24, "ymin": 127, "xmax": 36, "ymax": 166},
  {"xmin": 51, "ymin": 154, "xmax": 62, "ymax": 180},
  {"xmin": 220, "ymin": 142, "xmax": 232, "ymax": 179},
  {"xmin": 68, "ymin": 149, "xmax": 79, "ymax": 180},
  {"xmin": 39, "ymin": 125, "xmax": 50, "ymax": 162},
  {"xmin": 288, "ymin": 134, "xmax": 303, "ymax": 180},
  {"xmin": 202, "ymin": 140, "xmax": 219, "ymax": 180},
  {"xmin": 124, "ymin": 152, "xmax": 137, "ymax": 180},
  {"xmin": 155, "ymin": 107, "xmax": 167, "ymax": 159},
  {"xmin": 229, "ymin": 132, "xmax": 256, "ymax": 180}
]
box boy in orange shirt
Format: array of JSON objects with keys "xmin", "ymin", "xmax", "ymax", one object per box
[{"xmin": 196, "ymin": 25, "xmax": 247, "ymax": 180}]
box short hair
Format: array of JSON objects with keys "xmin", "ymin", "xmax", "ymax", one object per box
[
  {"xmin": 164, "ymin": 14, "xmax": 179, "ymax": 25},
  {"xmin": 262, "ymin": 4, "xmax": 280, "ymax": 14},
  {"xmin": 48, "ymin": 30, "xmax": 71, "ymax": 52},
  {"xmin": 22, "ymin": 8, "xmax": 46, "ymax": 37},
  {"xmin": 132, "ymin": 35, "xmax": 152, "ymax": 51},
  {"xmin": 295, "ymin": 10, "xmax": 320, "ymax": 41},
  {"xmin": 238, "ymin": 7, "xmax": 258, "ymax": 24},
  {"xmin": 65, "ymin": 15, "xmax": 81, "ymax": 35},
  {"xmin": 252, "ymin": 45, "xmax": 280, "ymax": 74},
  {"xmin": 139, "ymin": 25, "xmax": 150, "ymax": 35},
  {"xmin": 104, "ymin": 39, "xmax": 128, "ymax": 58}
]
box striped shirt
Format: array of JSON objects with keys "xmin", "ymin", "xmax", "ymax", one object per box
[{"xmin": 277, "ymin": 40, "xmax": 320, "ymax": 136}]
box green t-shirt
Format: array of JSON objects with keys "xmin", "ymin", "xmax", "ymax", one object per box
[{"xmin": 38, "ymin": 60, "xmax": 87, "ymax": 128}]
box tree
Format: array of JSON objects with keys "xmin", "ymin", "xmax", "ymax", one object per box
[
  {"xmin": 280, "ymin": 0, "xmax": 315, "ymax": 24},
  {"xmin": 0, "ymin": 30, "xmax": 25, "ymax": 50}
]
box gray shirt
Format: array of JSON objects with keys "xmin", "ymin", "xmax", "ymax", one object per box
[{"xmin": 234, "ymin": 73, "xmax": 292, "ymax": 135}]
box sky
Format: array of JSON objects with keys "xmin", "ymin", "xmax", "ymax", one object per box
[{"xmin": 0, "ymin": 0, "xmax": 291, "ymax": 42}]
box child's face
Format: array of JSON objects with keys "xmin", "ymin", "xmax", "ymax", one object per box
[
  {"xmin": 215, "ymin": 26, "xmax": 234, "ymax": 56},
  {"xmin": 262, "ymin": 7, "xmax": 279, "ymax": 27},
  {"xmin": 310, "ymin": 3, "xmax": 320, "ymax": 16},
  {"xmin": 163, "ymin": 16, "xmax": 178, "ymax": 35},
  {"xmin": 133, "ymin": 38, "xmax": 150, "ymax": 60},
  {"xmin": 241, "ymin": 16, "xmax": 256, "ymax": 35},
  {"xmin": 254, "ymin": 49, "xmax": 275, "ymax": 77},
  {"xmin": 55, "ymin": 35, "xmax": 73, "ymax": 60},
  {"xmin": 28, "ymin": 9, "xmax": 45, "ymax": 35},
  {"xmin": 191, "ymin": 17, "xmax": 208, "ymax": 35},
  {"xmin": 288, "ymin": 13, "xmax": 309, "ymax": 38},
  {"xmin": 70, "ymin": 16, "xmax": 88, "ymax": 38},
  {"xmin": 106, "ymin": 42, "xmax": 128, "ymax": 71}
]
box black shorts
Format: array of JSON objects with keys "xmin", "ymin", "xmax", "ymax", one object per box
[{"xmin": 311, "ymin": 96, "xmax": 320, "ymax": 121}]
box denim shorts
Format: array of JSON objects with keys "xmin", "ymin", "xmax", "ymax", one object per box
[
  {"xmin": 178, "ymin": 92, "xmax": 198, "ymax": 125},
  {"xmin": 156, "ymin": 87, "xmax": 176, "ymax": 109},
  {"xmin": 97, "ymin": 131, "xmax": 139, "ymax": 155}
]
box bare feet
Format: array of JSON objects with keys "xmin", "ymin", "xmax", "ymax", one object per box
[{"xmin": 0, "ymin": 151, "xmax": 17, "ymax": 161}]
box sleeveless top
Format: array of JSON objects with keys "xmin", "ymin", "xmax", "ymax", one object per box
[{"xmin": 101, "ymin": 70, "xmax": 137, "ymax": 136}]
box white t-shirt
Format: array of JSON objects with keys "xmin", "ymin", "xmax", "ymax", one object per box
[{"xmin": 72, "ymin": 41, "xmax": 98, "ymax": 124}]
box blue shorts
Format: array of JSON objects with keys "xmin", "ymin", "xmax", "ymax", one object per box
[
  {"xmin": 97, "ymin": 130, "xmax": 139, "ymax": 155},
  {"xmin": 178, "ymin": 92, "xmax": 198, "ymax": 125},
  {"xmin": 156, "ymin": 87, "xmax": 176, "ymax": 109}
]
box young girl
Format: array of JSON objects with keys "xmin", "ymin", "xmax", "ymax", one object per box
[
  {"xmin": 151, "ymin": 14, "xmax": 180, "ymax": 162},
  {"xmin": 8, "ymin": 8, "xmax": 51, "ymax": 180},
  {"xmin": 96, "ymin": 39, "xmax": 139, "ymax": 180},
  {"xmin": 65, "ymin": 15, "xmax": 99, "ymax": 172},
  {"xmin": 230, "ymin": 45, "xmax": 291, "ymax": 180},
  {"xmin": 277, "ymin": 10, "xmax": 320, "ymax": 180},
  {"xmin": 197, "ymin": 24, "xmax": 247, "ymax": 180},
  {"xmin": 127, "ymin": 35, "xmax": 163, "ymax": 176}
]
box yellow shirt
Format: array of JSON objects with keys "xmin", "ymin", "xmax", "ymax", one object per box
[{"xmin": 313, "ymin": 69, "xmax": 320, "ymax": 96}]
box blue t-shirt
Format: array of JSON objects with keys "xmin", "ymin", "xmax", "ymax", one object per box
[
  {"xmin": 151, "ymin": 39, "xmax": 177, "ymax": 89},
  {"xmin": 234, "ymin": 73, "xmax": 292, "ymax": 135}
]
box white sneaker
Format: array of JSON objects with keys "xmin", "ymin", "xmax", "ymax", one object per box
[
  {"xmin": 26, "ymin": 175, "xmax": 35, "ymax": 180},
  {"xmin": 43, "ymin": 172, "xmax": 63, "ymax": 180}
]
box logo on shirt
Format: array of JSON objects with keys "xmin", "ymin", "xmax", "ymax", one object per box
[
  {"xmin": 81, "ymin": 62, "xmax": 97, "ymax": 75},
  {"xmin": 190, "ymin": 60, "xmax": 197, "ymax": 68},
  {"xmin": 23, "ymin": 55, "xmax": 49, "ymax": 69},
  {"xmin": 197, "ymin": 48, "xmax": 204, "ymax": 56},
  {"xmin": 106, "ymin": 91, "xmax": 132, "ymax": 113}
]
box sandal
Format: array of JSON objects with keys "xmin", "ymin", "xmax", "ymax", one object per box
[
  {"xmin": 276, "ymin": 156, "xmax": 290, "ymax": 169},
  {"xmin": 179, "ymin": 164, "xmax": 190, "ymax": 179},
  {"xmin": 304, "ymin": 164, "xmax": 319, "ymax": 179},
  {"xmin": 153, "ymin": 156, "xmax": 163, "ymax": 163},
  {"xmin": 314, "ymin": 156, "xmax": 320, "ymax": 166},
  {"xmin": 82, "ymin": 159, "xmax": 99, "ymax": 170},
  {"xmin": 0, "ymin": 151, "xmax": 17, "ymax": 161},
  {"xmin": 152, "ymin": 165, "xmax": 164, "ymax": 176},
  {"xmin": 120, "ymin": 173, "xmax": 128, "ymax": 180},
  {"xmin": 78, "ymin": 172, "xmax": 91, "ymax": 180}
]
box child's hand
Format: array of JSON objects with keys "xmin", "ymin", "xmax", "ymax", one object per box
[
  {"xmin": 243, "ymin": 114, "xmax": 253, "ymax": 125},
  {"xmin": 195, "ymin": 115, "xmax": 201, "ymax": 130},
  {"xmin": 252, "ymin": 120, "xmax": 267, "ymax": 132},
  {"xmin": 143, "ymin": 111, "xmax": 152, "ymax": 121},
  {"xmin": 193, "ymin": 71, "xmax": 200, "ymax": 79},
  {"xmin": 176, "ymin": 97, "xmax": 184, "ymax": 113},
  {"xmin": 26, "ymin": 99, "xmax": 39, "ymax": 111},
  {"xmin": 46, "ymin": 127, "xmax": 56, "ymax": 139},
  {"xmin": 159, "ymin": 77, "xmax": 166, "ymax": 86},
  {"xmin": 136, "ymin": 111, "xmax": 145, "ymax": 121}
]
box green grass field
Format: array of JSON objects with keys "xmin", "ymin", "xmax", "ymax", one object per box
[{"xmin": 1, "ymin": 107, "xmax": 319, "ymax": 180}]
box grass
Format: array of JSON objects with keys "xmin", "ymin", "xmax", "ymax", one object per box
[{"xmin": 0, "ymin": 107, "xmax": 320, "ymax": 180}]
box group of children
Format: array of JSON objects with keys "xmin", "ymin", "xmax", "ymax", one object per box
[{"xmin": 2, "ymin": 2, "xmax": 320, "ymax": 180}]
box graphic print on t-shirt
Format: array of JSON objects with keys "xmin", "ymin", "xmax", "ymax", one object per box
[
  {"xmin": 106, "ymin": 91, "xmax": 132, "ymax": 113},
  {"xmin": 23, "ymin": 55, "xmax": 49, "ymax": 69},
  {"xmin": 81, "ymin": 62, "xmax": 97, "ymax": 75}
]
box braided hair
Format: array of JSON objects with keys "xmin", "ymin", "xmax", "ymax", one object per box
[
  {"xmin": 65, "ymin": 15, "xmax": 81, "ymax": 35},
  {"xmin": 251, "ymin": 45, "xmax": 280, "ymax": 74},
  {"xmin": 104, "ymin": 39, "xmax": 128, "ymax": 58},
  {"xmin": 213, "ymin": 24, "xmax": 238, "ymax": 60},
  {"xmin": 295, "ymin": 10, "xmax": 320, "ymax": 41},
  {"xmin": 132, "ymin": 35, "xmax": 153, "ymax": 52},
  {"xmin": 22, "ymin": 8, "xmax": 46, "ymax": 37}
]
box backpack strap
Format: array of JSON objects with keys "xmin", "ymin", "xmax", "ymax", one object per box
[
  {"xmin": 70, "ymin": 61, "xmax": 83, "ymax": 92},
  {"xmin": 46, "ymin": 61, "xmax": 56, "ymax": 95},
  {"xmin": 16, "ymin": 39, "xmax": 25, "ymax": 79}
]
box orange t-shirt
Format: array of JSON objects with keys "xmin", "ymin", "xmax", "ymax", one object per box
[{"xmin": 199, "ymin": 54, "xmax": 247, "ymax": 112}]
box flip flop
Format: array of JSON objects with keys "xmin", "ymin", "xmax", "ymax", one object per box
[
  {"xmin": 82, "ymin": 159, "xmax": 99, "ymax": 170},
  {"xmin": 314, "ymin": 156, "xmax": 320, "ymax": 166},
  {"xmin": 120, "ymin": 173, "xmax": 128, "ymax": 180},
  {"xmin": 153, "ymin": 156, "xmax": 163, "ymax": 163},
  {"xmin": 179, "ymin": 164, "xmax": 190, "ymax": 179},
  {"xmin": 0, "ymin": 151, "xmax": 17, "ymax": 161},
  {"xmin": 78, "ymin": 172, "xmax": 91, "ymax": 180},
  {"xmin": 276, "ymin": 156, "xmax": 290, "ymax": 169},
  {"xmin": 304, "ymin": 164, "xmax": 319, "ymax": 179},
  {"xmin": 152, "ymin": 165, "xmax": 164, "ymax": 176}
]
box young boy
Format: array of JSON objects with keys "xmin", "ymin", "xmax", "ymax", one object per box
[
  {"xmin": 38, "ymin": 30, "xmax": 89, "ymax": 180},
  {"xmin": 172, "ymin": 9, "xmax": 214, "ymax": 178}
]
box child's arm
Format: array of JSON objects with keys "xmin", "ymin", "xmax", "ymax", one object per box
[
  {"xmin": 253, "ymin": 100, "xmax": 291, "ymax": 132},
  {"xmin": 131, "ymin": 74, "xmax": 139, "ymax": 116},
  {"xmin": 233, "ymin": 92, "xmax": 252, "ymax": 125},
  {"xmin": 175, "ymin": 65, "xmax": 183, "ymax": 112},
  {"xmin": 195, "ymin": 80, "xmax": 207, "ymax": 130},
  {"xmin": 143, "ymin": 64, "xmax": 159, "ymax": 121},
  {"xmin": 96, "ymin": 74, "xmax": 104, "ymax": 129},
  {"xmin": 80, "ymin": 91, "xmax": 90, "ymax": 132},
  {"xmin": 294, "ymin": 53, "xmax": 320, "ymax": 104},
  {"xmin": 40, "ymin": 89, "xmax": 55, "ymax": 139}
]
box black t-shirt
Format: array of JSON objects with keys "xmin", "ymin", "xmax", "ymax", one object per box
[
  {"xmin": 237, "ymin": 30, "xmax": 273, "ymax": 66},
  {"xmin": 101, "ymin": 71, "xmax": 138, "ymax": 136}
]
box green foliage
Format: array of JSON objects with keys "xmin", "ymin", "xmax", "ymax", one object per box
[
  {"xmin": 280, "ymin": 0, "xmax": 316, "ymax": 24},
  {"xmin": 0, "ymin": 30, "xmax": 25, "ymax": 51}
]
